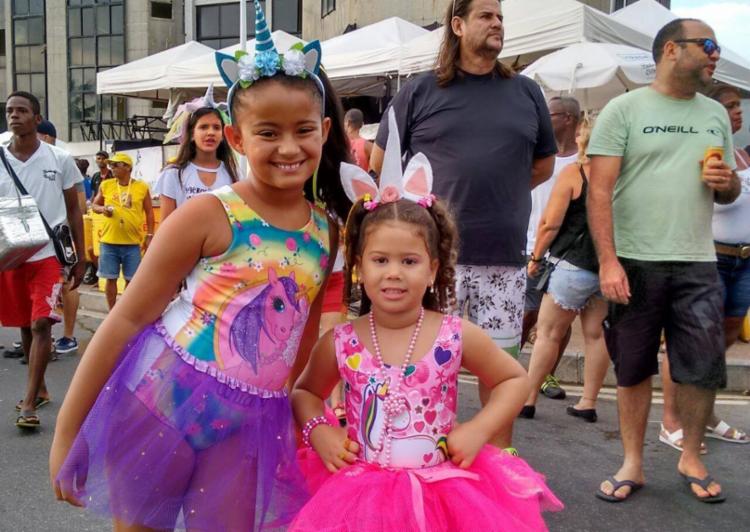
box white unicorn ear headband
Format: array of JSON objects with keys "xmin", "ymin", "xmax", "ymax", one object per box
[
  {"xmin": 163, "ymin": 84, "xmax": 229, "ymax": 144},
  {"xmin": 340, "ymin": 108, "xmax": 435, "ymax": 210},
  {"xmin": 214, "ymin": 0, "xmax": 324, "ymax": 122}
]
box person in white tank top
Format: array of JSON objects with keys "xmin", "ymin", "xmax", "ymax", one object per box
[{"xmin": 660, "ymin": 84, "xmax": 750, "ymax": 449}]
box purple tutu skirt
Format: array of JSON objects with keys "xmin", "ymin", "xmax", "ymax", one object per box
[
  {"xmin": 291, "ymin": 446, "xmax": 563, "ymax": 532},
  {"xmin": 57, "ymin": 325, "xmax": 309, "ymax": 531}
]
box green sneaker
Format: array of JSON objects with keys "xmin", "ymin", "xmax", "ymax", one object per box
[
  {"xmin": 540, "ymin": 374, "xmax": 566, "ymax": 400},
  {"xmin": 503, "ymin": 447, "xmax": 519, "ymax": 457}
]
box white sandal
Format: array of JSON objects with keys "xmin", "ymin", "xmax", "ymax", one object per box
[
  {"xmin": 705, "ymin": 420, "xmax": 750, "ymax": 444},
  {"xmin": 658, "ymin": 424, "xmax": 708, "ymax": 454}
]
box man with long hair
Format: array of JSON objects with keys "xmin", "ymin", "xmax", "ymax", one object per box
[{"xmin": 370, "ymin": 0, "xmax": 556, "ymax": 451}]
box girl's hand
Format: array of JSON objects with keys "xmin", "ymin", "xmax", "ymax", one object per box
[
  {"xmin": 447, "ymin": 420, "xmax": 489, "ymax": 469},
  {"xmin": 310, "ymin": 424, "xmax": 360, "ymax": 473},
  {"xmin": 527, "ymin": 259, "xmax": 542, "ymax": 278},
  {"xmin": 49, "ymin": 431, "xmax": 85, "ymax": 507}
]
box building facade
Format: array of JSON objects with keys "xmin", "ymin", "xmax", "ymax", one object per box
[
  {"xmin": 303, "ymin": 0, "xmax": 670, "ymax": 41},
  {"xmin": 2, "ymin": 0, "xmax": 184, "ymax": 142}
]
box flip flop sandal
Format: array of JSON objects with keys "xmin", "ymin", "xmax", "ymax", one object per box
[
  {"xmin": 595, "ymin": 476, "xmax": 644, "ymax": 503},
  {"xmin": 658, "ymin": 424, "xmax": 708, "ymax": 454},
  {"xmin": 705, "ymin": 420, "xmax": 750, "ymax": 444},
  {"xmin": 15, "ymin": 412, "xmax": 40, "ymax": 429},
  {"xmin": 14, "ymin": 397, "xmax": 50, "ymax": 411},
  {"xmin": 681, "ymin": 474, "xmax": 726, "ymax": 503}
]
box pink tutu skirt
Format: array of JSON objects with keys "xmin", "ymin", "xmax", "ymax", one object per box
[
  {"xmin": 292, "ymin": 445, "xmax": 563, "ymax": 532},
  {"xmin": 56, "ymin": 325, "xmax": 309, "ymax": 531}
]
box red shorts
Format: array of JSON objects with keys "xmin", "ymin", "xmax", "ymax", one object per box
[
  {"xmin": 0, "ymin": 256, "xmax": 63, "ymax": 327},
  {"xmin": 322, "ymin": 271, "xmax": 345, "ymax": 314}
]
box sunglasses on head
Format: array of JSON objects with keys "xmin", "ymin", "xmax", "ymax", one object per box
[
  {"xmin": 673, "ymin": 38, "xmax": 721, "ymax": 56},
  {"xmin": 108, "ymin": 162, "xmax": 127, "ymax": 168}
]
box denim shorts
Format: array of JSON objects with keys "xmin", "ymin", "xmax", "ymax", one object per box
[
  {"xmin": 98, "ymin": 243, "xmax": 141, "ymax": 281},
  {"xmin": 716, "ymin": 252, "xmax": 750, "ymax": 318},
  {"xmin": 546, "ymin": 259, "xmax": 601, "ymax": 311}
]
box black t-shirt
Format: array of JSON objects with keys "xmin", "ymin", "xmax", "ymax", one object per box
[{"xmin": 375, "ymin": 71, "xmax": 556, "ymax": 266}]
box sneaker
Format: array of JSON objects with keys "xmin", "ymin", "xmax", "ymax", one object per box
[
  {"xmin": 82, "ymin": 264, "xmax": 98, "ymax": 285},
  {"xmin": 54, "ymin": 336, "xmax": 79, "ymax": 354},
  {"xmin": 540, "ymin": 374, "xmax": 566, "ymax": 400}
]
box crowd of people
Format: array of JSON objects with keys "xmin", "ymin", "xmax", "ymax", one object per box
[{"xmin": 0, "ymin": 0, "xmax": 748, "ymax": 529}]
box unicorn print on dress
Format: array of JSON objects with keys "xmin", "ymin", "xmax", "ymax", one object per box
[{"xmin": 218, "ymin": 268, "xmax": 309, "ymax": 387}]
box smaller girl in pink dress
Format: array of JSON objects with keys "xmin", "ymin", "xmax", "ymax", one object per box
[{"xmin": 289, "ymin": 111, "xmax": 563, "ymax": 532}]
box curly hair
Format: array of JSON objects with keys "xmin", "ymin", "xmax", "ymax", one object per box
[{"xmin": 343, "ymin": 198, "xmax": 459, "ymax": 315}]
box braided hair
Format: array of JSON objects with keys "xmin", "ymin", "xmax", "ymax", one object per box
[{"xmin": 343, "ymin": 198, "xmax": 459, "ymax": 315}]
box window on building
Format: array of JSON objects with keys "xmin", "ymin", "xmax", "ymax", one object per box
[
  {"xmin": 322, "ymin": 0, "xmax": 336, "ymax": 18},
  {"xmin": 273, "ymin": 0, "xmax": 301, "ymax": 35},
  {"xmin": 197, "ymin": 2, "xmax": 264, "ymax": 50},
  {"xmin": 12, "ymin": 0, "xmax": 47, "ymax": 115},
  {"xmin": 151, "ymin": 2, "xmax": 173, "ymax": 20},
  {"xmin": 0, "ymin": 30, "xmax": 6, "ymax": 57},
  {"xmin": 67, "ymin": 0, "xmax": 126, "ymax": 141}
]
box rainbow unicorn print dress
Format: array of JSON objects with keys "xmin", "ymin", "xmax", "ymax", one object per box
[
  {"xmin": 292, "ymin": 315, "xmax": 563, "ymax": 532},
  {"xmin": 57, "ymin": 186, "xmax": 330, "ymax": 531}
]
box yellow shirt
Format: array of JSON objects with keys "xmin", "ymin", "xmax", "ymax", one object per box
[{"xmin": 99, "ymin": 178, "xmax": 150, "ymax": 245}]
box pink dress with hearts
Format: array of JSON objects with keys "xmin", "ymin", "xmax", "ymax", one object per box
[{"xmin": 292, "ymin": 315, "xmax": 563, "ymax": 532}]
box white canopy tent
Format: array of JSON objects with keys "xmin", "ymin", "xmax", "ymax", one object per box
[
  {"xmin": 398, "ymin": 0, "xmax": 654, "ymax": 76},
  {"xmin": 522, "ymin": 42, "xmax": 656, "ymax": 110},
  {"xmin": 96, "ymin": 41, "xmax": 215, "ymax": 100},
  {"xmin": 610, "ymin": 0, "xmax": 750, "ymax": 92},
  {"xmin": 322, "ymin": 17, "xmax": 428, "ymax": 97}
]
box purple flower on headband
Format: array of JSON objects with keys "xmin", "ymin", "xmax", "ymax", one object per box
[
  {"xmin": 255, "ymin": 50, "xmax": 281, "ymax": 77},
  {"xmin": 417, "ymin": 194, "xmax": 435, "ymax": 208}
]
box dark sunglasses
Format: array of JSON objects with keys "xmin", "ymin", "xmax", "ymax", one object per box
[
  {"xmin": 673, "ymin": 38, "xmax": 721, "ymax": 56},
  {"xmin": 108, "ymin": 162, "xmax": 127, "ymax": 168}
]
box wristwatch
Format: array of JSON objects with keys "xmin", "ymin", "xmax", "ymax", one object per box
[{"xmin": 529, "ymin": 253, "xmax": 543, "ymax": 263}]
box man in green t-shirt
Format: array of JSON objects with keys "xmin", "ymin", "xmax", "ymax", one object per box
[{"xmin": 588, "ymin": 19, "xmax": 740, "ymax": 504}]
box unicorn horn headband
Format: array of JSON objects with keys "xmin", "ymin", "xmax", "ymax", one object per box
[
  {"xmin": 214, "ymin": 0, "xmax": 325, "ymax": 122},
  {"xmin": 163, "ymin": 84, "xmax": 229, "ymax": 144},
  {"xmin": 340, "ymin": 107, "xmax": 435, "ymax": 211}
]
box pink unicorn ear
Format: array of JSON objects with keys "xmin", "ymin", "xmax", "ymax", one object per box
[
  {"xmin": 268, "ymin": 267, "xmax": 278, "ymax": 284},
  {"xmin": 401, "ymin": 153, "xmax": 433, "ymax": 202},
  {"xmin": 340, "ymin": 162, "xmax": 379, "ymax": 203}
]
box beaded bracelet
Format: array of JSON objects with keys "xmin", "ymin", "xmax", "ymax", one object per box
[{"xmin": 302, "ymin": 415, "xmax": 331, "ymax": 447}]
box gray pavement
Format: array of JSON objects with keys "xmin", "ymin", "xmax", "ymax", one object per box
[{"xmin": 1, "ymin": 320, "xmax": 749, "ymax": 531}]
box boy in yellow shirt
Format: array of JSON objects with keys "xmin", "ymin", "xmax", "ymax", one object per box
[{"xmin": 91, "ymin": 153, "xmax": 154, "ymax": 309}]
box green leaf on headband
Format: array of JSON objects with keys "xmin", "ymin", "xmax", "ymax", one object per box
[
  {"xmin": 239, "ymin": 79, "xmax": 252, "ymax": 89},
  {"xmin": 290, "ymin": 42, "xmax": 304, "ymax": 52},
  {"xmin": 234, "ymin": 50, "xmax": 248, "ymax": 60}
]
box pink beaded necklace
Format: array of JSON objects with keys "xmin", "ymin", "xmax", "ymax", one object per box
[{"xmin": 368, "ymin": 306, "xmax": 425, "ymax": 467}]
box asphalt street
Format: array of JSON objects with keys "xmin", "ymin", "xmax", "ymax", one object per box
[{"xmin": 1, "ymin": 321, "xmax": 749, "ymax": 532}]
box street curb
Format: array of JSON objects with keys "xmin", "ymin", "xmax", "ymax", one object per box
[{"xmin": 518, "ymin": 349, "xmax": 750, "ymax": 394}]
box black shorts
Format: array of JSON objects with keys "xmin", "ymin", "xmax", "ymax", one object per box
[{"xmin": 603, "ymin": 259, "xmax": 726, "ymax": 389}]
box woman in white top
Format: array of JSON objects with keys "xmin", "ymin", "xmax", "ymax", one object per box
[
  {"xmin": 660, "ymin": 84, "xmax": 750, "ymax": 449},
  {"xmin": 157, "ymin": 106, "xmax": 239, "ymax": 220}
]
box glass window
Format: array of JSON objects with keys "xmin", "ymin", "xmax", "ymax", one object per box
[
  {"xmin": 112, "ymin": 5, "xmax": 124, "ymax": 32},
  {"xmin": 151, "ymin": 2, "xmax": 173, "ymax": 20},
  {"xmin": 69, "ymin": 38, "xmax": 83, "ymax": 66},
  {"xmin": 14, "ymin": 19, "xmax": 28, "ymax": 46},
  {"xmin": 28, "ymin": 16, "xmax": 44, "ymax": 44},
  {"xmin": 0, "ymin": 30, "xmax": 6, "ymax": 57},
  {"xmin": 82, "ymin": 7, "xmax": 95, "ymax": 36},
  {"xmin": 69, "ymin": 8, "xmax": 82, "ymax": 37},
  {"xmin": 70, "ymin": 95, "xmax": 83, "ymax": 122},
  {"xmin": 13, "ymin": 0, "xmax": 29, "ymax": 16},
  {"xmin": 199, "ymin": 5, "xmax": 220, "ymax": 38},
  {"xmin": 29, "ymin": 0, "xmax": 44, "ymax": 15},
  {"xmin": 96, "ymin": 6, "xmax": 110, "ymax": 34},
  {"xmin": 220, "ymin": 4, "xmax": 239, "ymax": 36},
  {"xmin": 111, "ymin": 36, "xmax": 124, "ymax": 65},
  {"xmin": 84, "ymin": 68, "xmax": 97, "ymax": 92},
  {"xmin": 31, "ymin": 73, "xmax": 45, "ymax": 96},
  {"xmin": 273, "ymin": 0, "xmax": 300, "ymax": 35},
  {"xmin": 321, "ymin": 0, "xmax": 336, "ymax": 18},
  {"xmin": 97, "ymin": 37, "xmax": 111, "ymax": 66},
  {"xmin": 84, "ymin": 94, "xmax": 97, "ymax": 120},
  {"xmin": 15, "ymin": 47, "xmax": 30, "ymax": 71},
  {"xmin": 69, "ymin": 69, "xmax": 83, "ymax": 92},
  {"xmin": 28, "ymin": 45, "xmax": 45, "ymax": 71},
  {"xmin": 82, "ymin": 37, "xmax": 96, "ymax": 66}
]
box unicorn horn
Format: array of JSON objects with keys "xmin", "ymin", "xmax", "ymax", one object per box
[
  {"xmin": 254, "ymin": 0, "xmax": 275, "ymax": 53},
  {"xmin": 379, "ymin": 107, "xmax": 404, "ymax": 193}
]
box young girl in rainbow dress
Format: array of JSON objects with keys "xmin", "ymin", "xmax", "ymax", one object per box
[
  {"xmin": 290, "ymin": 111, "xmax": 564, "ymax": 532},
  {"xmin": 49, "ymin": 3, "xmax": 351, "ymax": 530}
]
